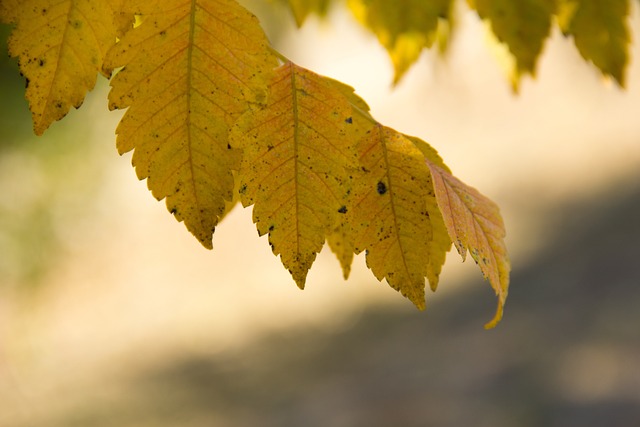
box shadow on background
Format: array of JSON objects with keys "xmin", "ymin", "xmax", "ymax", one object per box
[
  {"xmin": 3, "ymin": 7, "xmax": 640, "ymax": 427},
  {"xmin": 16, "ymin": 177, "xmax": 638, "ymax": 427}
]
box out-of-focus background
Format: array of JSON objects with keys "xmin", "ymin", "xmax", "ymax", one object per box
[{"xmin": 2, "ymin": 1, "xmax": 640, "ymax": 426}]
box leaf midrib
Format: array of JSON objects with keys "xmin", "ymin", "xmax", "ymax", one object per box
[{"xmin": 185, "ymin": 0, "xmax": 200, "ymax": 214}]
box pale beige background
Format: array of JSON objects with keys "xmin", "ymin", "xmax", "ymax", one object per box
[{"xmin": 2, "ymin": 2, "xmax": 640, "ymax": 425}]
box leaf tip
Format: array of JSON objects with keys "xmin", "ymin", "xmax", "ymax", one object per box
[
  {"xmin": 484, "ymin": 299, "xmax": 504, "ymax": 329},
  {"xmin": 292, "ymin": 271, "xmax": 307, "ymax": 290},
  {"xmin": 405, "ymin": 285, "xmax": 426, "ymax": 311},
  {"xmin": 191, "ymin": 227, "xmax": 214, "ymax": 250},
  {"xmin": 200, "ymin": 239, "xmax": 214, "ymax": 250}
]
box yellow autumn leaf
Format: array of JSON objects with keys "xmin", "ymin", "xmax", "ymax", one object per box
[
  {"xmin": 469, "ymin": 0, "xmax": 555, "ymax": 88},
  {"xmin": 345, "ymin": 124, "xmax": 451, "ymax": 308},
  {"xmin": 230, "ymin": 62, "xmax": 357, "ymax": 287},
  {"xmin": 323, "ymin": 78, "xmax": 373, "ymax": 280},
  {"xmin": 406, "ymin": 135, "xmax": 454, "ymax": 292},
  {"xmin": 110, "ymin": 0, "xmax": 135, "ymax": 38},
  {"xmin": 279, "ymin": 0, "xmax": 332, "ymax": 26},
  {"xmin": 426, "ymin": 161, "xmax": 510, "ymax": 328},
  {"xmin": 348, "ymin": 0, "xmax": 453, "ymax": 84},
  {"xmin": 557, "ymin": 0, "xmax": 629, "ymax": 86},
  {"xmin": 104, "ymin": 0, "xmax": 277, "ymax": 249},
  {"xmin": 5, "ymin": 0, "xmax": 116, "ymax": 135},
  {"xmin": 0, "ymin": 0, "xmax": 19, "ymax": 23},
  {"xmin": 327, "ymin": 218, "xmax": 356, "ymax": 280}
]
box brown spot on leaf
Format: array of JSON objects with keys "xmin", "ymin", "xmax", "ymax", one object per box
[{"xmin": 377, "ymin": 181, "xmax": 387, "ymax": 195}]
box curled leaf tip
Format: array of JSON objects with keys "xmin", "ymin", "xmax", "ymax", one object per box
[
  {"xmin": 484, "ymin": 299, "xmax": 505, "ymax": 329},
  {"xmin": 426, "ymin": 161, "xmax": 510, "ymax": 329}
]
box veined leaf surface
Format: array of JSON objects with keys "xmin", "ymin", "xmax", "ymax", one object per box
[
  {"xmin": 104, "ymin": 0, "xmax": 277, "ymax": 249},
  {"xmin": 426, "ymin": 162, "xmax": 510, "ymax": 328},
  {"xmin": 407, "ymin": 135, "xmax": 454, "ymax": 292},
  {"xmin": 5, "ymin": 0, "xmax": 116, "ymax": 134},
  {"xmin": 230, "ymin": 62, "xmax": 357, "ymax": 287},
  {"xmin": 110, "ymin": 0, "xmax": 135, "ymax": 38},
  {"xmin": 347, "ymin": 125, "xmax": 451, "ymax": 308},
  {"xmin": 558, "ymin": 0, "xmax": 629, "ymax": 86}
]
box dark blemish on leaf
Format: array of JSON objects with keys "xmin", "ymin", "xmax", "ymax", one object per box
[
  {"xmin": 160, "ymin": 30, "xmax": 166, "ymax": 36},
  {"xmin": 25, "ymin": 78, "xmax": 30, "ymax": 88},
  {"xmin": 267, "ymin": 144, "xmax": 273, "ymax": 151},
  {"xmin": 38, "ymin": 59, "xmax": 45, "ymax": 66},
  {"xmin": 55, "ymin": 102, "xmax": 62, "ymax": 109},
  {"xmin": 70, "ymin": 20, "xmax": 82, "ymax": 29},
  {"xmin": 377, "ymin": 181, "xmax": 387, "ymax": 195},
  {"xmin": 227, "ymin": 143, "xmax": 231, "ymax": 149},
  {"xmin": 345, "ymin": 117, "xmax": 353, "ymax": 124},
  {"xmin": 269, "ymin": 225, "xmax": 275, "ymax": 231},
  {"xmin": 338, "ymin": 206, "xmax": 347, "ymax": 214},
  {"xmin": 239, "ymin": 184, "xmax": 247, "ymax": 194},
  {"xmin": 170, "ymin": 208, "xmax": 178, "ymax": 215}
]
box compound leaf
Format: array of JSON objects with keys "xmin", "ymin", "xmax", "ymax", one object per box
[
  {"xmin": 104, "ymin": 0, "xmax": 277, "ymax": 249},
  {"xmin": 5, "ymin": 0, "xmax": 116, "ymax": 135},
  {"xmin": 230, "ymin": 61, "xmax": 358, "ymax": 287},
  {"xmin": 2, "ymin": 0, "xmax": 514, "ymax": 328},
  {"xmin": 426, "ymin": 161, "xmax": 510, "ymax": 328}
]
